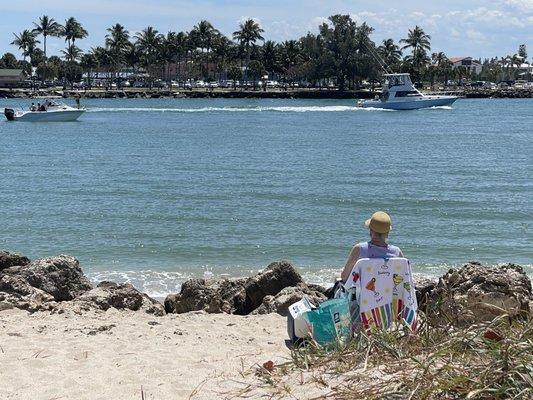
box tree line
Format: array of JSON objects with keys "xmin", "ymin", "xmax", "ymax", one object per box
[{"xmin": 3, "ymin": 14, "xmax": 530, "ymax": 89}]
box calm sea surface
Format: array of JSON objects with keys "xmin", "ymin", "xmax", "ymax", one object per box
[{"xmin": 0, "ymin": 98, "xmax": 531, "ymax": 296}]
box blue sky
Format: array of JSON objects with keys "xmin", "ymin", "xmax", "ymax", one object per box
[{"xmin": 2, "ymin": 0, "xmax": 532, "ymax": 60}]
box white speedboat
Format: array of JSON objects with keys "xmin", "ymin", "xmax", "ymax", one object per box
[
  {"xmin": 4, "ymin": 100, "xmax": 85, "ymax": 122},
  {"xmin": 358, "ymin": 73, "xmax": 458, "ymax": 110}
]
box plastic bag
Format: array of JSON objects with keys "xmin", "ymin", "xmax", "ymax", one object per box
[{"xmin": 303, "ymin": 297, "xmax": 351, "ymax": 346}]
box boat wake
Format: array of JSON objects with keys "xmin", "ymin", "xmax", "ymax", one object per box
[
  {"xmin": 428, "ymin": 105, "xmax": 453, "ymax": 110},
  {"xmin": 87, "ymin": 105, "xmax": 395, "ymax": 113}
]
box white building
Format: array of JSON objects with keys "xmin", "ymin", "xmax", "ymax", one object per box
[{"xmin": 449, "ymin": 57, "xmax": 482, "ymax": 75}]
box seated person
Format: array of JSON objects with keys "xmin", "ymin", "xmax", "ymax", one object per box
[
  {"xmin": 340, "ymin": 211, "xmax": 416, "ymax": 332},
  {"xmin": 341, "ymin": 211, "xmax": 403, "ymax": 282},
  {"xmin": 30, "ymin": 102, "xmax": 36, "ymax": 111}
]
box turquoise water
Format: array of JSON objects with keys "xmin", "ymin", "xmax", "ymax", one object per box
[{"xmin": 0, "ymin": 98, "xmax": 531, "ymax": 295}]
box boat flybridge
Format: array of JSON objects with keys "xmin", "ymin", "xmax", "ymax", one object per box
[
  {"xmin": 4, "ymin": 99, "xmax": 85, "ymax": 122},
  {"xmin": 358, "ymin": 73, "xmax": 458, "ymax": 110}
]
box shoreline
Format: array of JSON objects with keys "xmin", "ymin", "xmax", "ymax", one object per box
[
  {"xmin": 1, "ymin": 87, "xmax": 532, "ymax": 100},
  {"xmin": 1, "ymin": 251, "xmax": 531, "ymax": 399}
]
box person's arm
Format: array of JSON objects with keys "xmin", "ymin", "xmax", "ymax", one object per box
[{"xmin": 341, "ymin": 244, "xmax": 360, "ymax": 283}]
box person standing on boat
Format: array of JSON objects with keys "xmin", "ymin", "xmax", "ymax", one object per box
[{"xmin": 340, "ymin": 211, "xmax": 404, "ymax": 282}]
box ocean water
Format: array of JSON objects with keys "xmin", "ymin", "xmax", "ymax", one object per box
[{"xmin": 0, "ymin": 97, "xmax": 531, "ymax": 296}]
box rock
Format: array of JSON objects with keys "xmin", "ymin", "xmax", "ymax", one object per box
[
  {"xmin": 243, "ymin": 261, "xmax": 303, "ymax": 312},
  {"xmin": 414, "ymin": 277, "xmax": 437, "ymax": 310},
  {"xmin": 74, "ymin": 281, "xmax": 165, "ymax": 316},
  {"xmin": 0, "ymin": 288, "xmax": 56, "ymax": 312},
  {"xmin": 164, "ymin": 278, "xmax": 247, "ymax": 314},
  {"xmin": 0, "ymin": 251, "xmax": 30, "ymax": 271},
  {"xmin": 427, "ymin": 262, "xmax": 532, "ymax": 327},
  {"xmin": 1, "ymin": 255, "xmax": 92, "ymax": 301},
  {"xmin": 165, "ymin": 261, "xmax": 304, "ymax": 315},
  {"xmin": 253, "ymin": 283, "xmax": 327, "ymax": 316}
]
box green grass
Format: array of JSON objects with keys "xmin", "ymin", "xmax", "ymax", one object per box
[{"xmin": 256, "ymin": 315, "xmax": 532, "ymax": 399}]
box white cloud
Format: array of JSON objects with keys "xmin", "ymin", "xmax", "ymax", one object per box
[
  {"xmin": 465, "ymin": 29, "xmax": 485, "ymax": 42},
  {"xmin": 505, "ymin": 0, "xmax": 533, "ymax": 11}
]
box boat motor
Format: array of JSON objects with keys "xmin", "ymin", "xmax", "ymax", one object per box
[{"xmin": 4, "ymin": 108, "xmax": 15, "ymax": 121}]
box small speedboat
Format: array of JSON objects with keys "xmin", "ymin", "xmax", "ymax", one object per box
[
  {"xmin": 4, "ymin": 100, "xmax": 85, "ymax": 122},
  {"xmin": 358, "ymin": 73, "xmax": 458, "ymax": 110}
]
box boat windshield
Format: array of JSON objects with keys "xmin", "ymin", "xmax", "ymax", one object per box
[{"xmin": 384, "ymin": 74, "xmax": 413, "ymax": 88}]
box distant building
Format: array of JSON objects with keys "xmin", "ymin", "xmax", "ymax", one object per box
[
  {"xmin": 514, "ymin": 63, "xmax": 532, "ymax": 79},
  {"xmin": 449, "ymin": 57, "xmax": 482, "ymax": 75},
  {"xmin": 0, "ymin": 69, "xmax": 27, "ymax": 86}
]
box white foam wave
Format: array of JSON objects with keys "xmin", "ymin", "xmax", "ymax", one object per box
[
  {"xmin": 427, "ymin": 105, "xmax": 453, "ymax": 110},
  {"xmin": 87, "ymin": 105, "xmax": 390, "ymax": 113},
  {"xmin": 87, "ymin": 262, "xmax": 532, "ymax": 298}
]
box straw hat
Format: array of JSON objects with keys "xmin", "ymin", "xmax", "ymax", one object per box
[{"xmin": 365, "ymin": 211, "xmax": 392, "ymax": 234}]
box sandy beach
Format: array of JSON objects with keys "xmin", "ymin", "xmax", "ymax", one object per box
[{"xmin": 0, "ymin": 308, "xmax": 288, "ymax": 400}]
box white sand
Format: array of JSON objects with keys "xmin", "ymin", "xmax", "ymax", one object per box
[{"xmin": 0, "ymin": 308, "xmax": 291, "ymax": 400}]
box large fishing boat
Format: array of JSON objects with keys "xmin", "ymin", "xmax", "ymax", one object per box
[
  {"xmin": 4, "ymin": 100, "xmax": 85, "ymax": 122},
  {"xmin": 358, "ymin": 73, "xmax": 458, "ymax": 110}
]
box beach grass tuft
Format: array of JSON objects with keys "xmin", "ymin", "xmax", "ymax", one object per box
[{"xmin": 254, "ymin": 314, "xmax": 532, "ymax": 399}]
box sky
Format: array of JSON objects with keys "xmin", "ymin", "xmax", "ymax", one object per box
[{"xmin": 1, "ymin": 0, "xmax": 532, "ymax": 60}]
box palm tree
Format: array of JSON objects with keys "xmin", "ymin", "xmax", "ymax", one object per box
[
  {"xmin": 400, "ymin": 26, "xmax": 431, "ymax": 82},
  {"xmin": 33, "ymin": 15, "xmax": 63, "ymax": 58},
  {"xmin": 62, "ymin": 17, "xmax": 88, "ymax": 48},
  {"xmin": 378, "ymin": 39, "xmax": 402, "ymax": 69},
  {"xmin": 190, "ymin": 20, "xmax": 219, "ymax": 80},
  {"xmin": 80, "ymin": 52, "xmax": 97, "ymax": 88},
  {"xmin": 106, "ymin": 24, "xmax": 131, "ymax": 86},
  {"xmin": 11, "ymin": 30, "xmax": 39, "ymax": 61},
  {"xmin": 279, "ymin": 40, "xmax": 301, "ymax": 85},
  {"xmin": 212, "ymin": 35, "xmax": 233, "ymax": 80},
  {"xmin": 400, "ymin": 26, "xmax": 431, "ymax": 57},
  {"xmin": 61, "ymin": 43, "xmax": 82, "ymax": 63},
  {"xmin": 508, "ymin": 54, "xmax": 522, "ymax": 79},
  {"xmin": 135, "ymin": 27, "xmax": 163, "ymax": 88},
  {"xmin": 233, "ymin": 19, "xmax": 264, "ymax": 83},
  {"xmin": 261, "ymin": 40, "xmax": 279, "ymax": 76},
  {"xmin": 160, "ymin": 31, "xmax": 179, "ymax": 83},
  {"xmin": 431, "ymin": 52, "xmax": 452, "ymax": 86},
  {"xmin": 172, "ymin": 32, "xmax": 191, "ymax": 83},
  {"xmin": 91, "ymin": 46, "xmax": 112, "ymax": 87}
]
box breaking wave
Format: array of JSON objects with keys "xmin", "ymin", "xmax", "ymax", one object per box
[{"xmin": 86, "ymin": 262, "xmax": 531, "ymax": 298}]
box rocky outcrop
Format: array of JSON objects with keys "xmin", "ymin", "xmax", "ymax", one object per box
[
  {"xmin": 426, "ymin": 262, "xmax": 532, "ymax": 327},
  {"xmin": 0, "ymin": 252, "xmax": 164, "ymax": 315},
  {"xmin": 0, "ymin": 251, "xmax": 30, "ymax": 271},
  {"xmin": 0, "ymin": 255, "xmax": 92, "ymax": 311},
  {"xmin": 1, "ymin": 255, "xmax": 92, "ymax": 301},
  {"xmin": 164, "ymin": 278, "xmax": 247, "ymax": 314},
  {"xmin": 165, "ymin": 261, "xmax": 304, "ymax": 315},
  {"xmin": 253, "ymin": 283, "xmax": 327, "ymax": 316},
  {"xmin": 414, "ymin": 277, "xmax": 437, "ymax": 310},
  {"xmin": 243, "ymin": 261, "xmax": 304, "ymax": 312},
  {"xmin": 72, "ymin": 282, "xmax": 165, "ymax": 316}
]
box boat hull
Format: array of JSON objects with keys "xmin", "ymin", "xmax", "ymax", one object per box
[
  {"xmin": 4, "ymin": 108, "xmax": 85, "ymax": 122},
  {"xmin": 360, "ymin": 96, "xmax": 458, "ymax": 110}
]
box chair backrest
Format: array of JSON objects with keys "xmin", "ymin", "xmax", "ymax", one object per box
[{"xmin": 346, "ymin": 257, "xmax": 418, "ymax": 331}]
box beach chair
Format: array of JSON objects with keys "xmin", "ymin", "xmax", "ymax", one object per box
[{"xmin": 341, "ymin": 257, "xmax": 418, "ymax": 332}]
